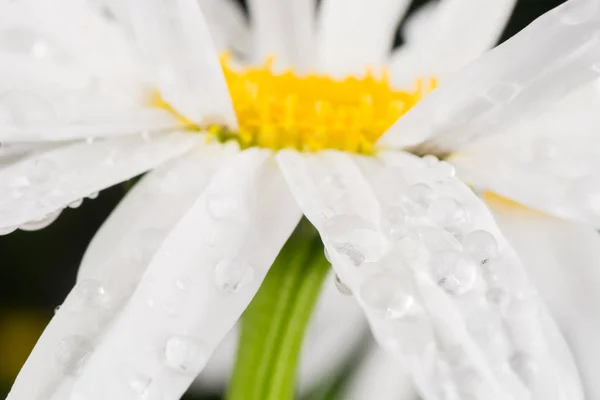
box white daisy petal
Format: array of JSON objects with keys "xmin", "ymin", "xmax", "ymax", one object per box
[
  {"xmin": 78, "ymin": 142, "xmax": 238, "ymax": 281},
  {"xmin": 70, "ymin": 149, "xmax": 301, "ymax": 400},
  {"xmin": 127, "ymin": 0, "xmax": 237, "ymax": 128},
  {"xmin": 0, "ymin": 1, "xmax": 174, "ymax": 142},
  {"xmin": 488, "ymin": 201, "xmax": 600, "ymax": 400},
  {"xmin": 247, "ymin": 0, "xmax": 315, "ymax": 70},
  {"xmin": 391, "ymin": 0, "xmax": 516, "ymax": 83},
  {"xmin": 317, "ymin": 0, "xmax": 411, "ymax": 76},
  {"xmin": 7, "ymin": 143, "xmax": 235, "ymax": 400},
  {"xmin": 343, "ymin": 344, "xmax": 417, "ymax": 400},
  {"xmin": 379, "ymin": 0, "xmax": 600, "ymax": 151},
  {"xmin": 277, "ymin": 149, "xmax": 583, "ymax": 400},
  {"xmin": 198, "ymin": 0, "xmax": 251, "ymax": 57},
  {"xmin": 450, "ymin": 83, "xmax": 600, "ymax": 226},
  {"xmin": 0, "ymin": 132, "xmax": 200, "ymax": 233}
]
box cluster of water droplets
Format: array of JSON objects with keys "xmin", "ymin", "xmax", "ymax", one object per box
[
  {"xmin": 0, "ymin": 156, "xmax": 99, "ymax": 234},
  {"xmin": 321, "ymin": 155, "xmax": 578, "ymax": 400}
]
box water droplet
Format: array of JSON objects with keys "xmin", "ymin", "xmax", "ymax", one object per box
[
  {"xmin": 406, "ymin": 183, "xmax": 434, "ymax": 209},
  {"xmin": 334, "ymin": 274, "xmax": 353, "ymax": 296},
  {"xmin": 159, "ymin": 170, "xmax": 186, "ymax": 195},
  {"xmin": 20, "ymin": 210, "xmax": 62, "ymax": 231},
  {"xmin": 324, "ymin": 247, "xmax": 331, "ymax": 263},
  {"xmin": 462, "ymin": 230, "xmax": 498, "ymax": 265},
  {"xmin": 1, "ymin": 90, "xmax": 57, "ymax": 128},
  {"xmin": 54, "ymin": 305, "xmax": 62, "ymax": 314},
  {"xmin": 510, "ymin": 353, "xmax": 537, "ymax": 387},
  {"xmin": 486, "ymin": 287, "xmax": 510, "ymax": 311},
  {"xmin": 175, "ymin": 277, "xmax": 193, "ymax": 292},
  {"xmin": 27, "ymin": 158, "xmax": 57, "ymax": 185},
  {"xmin": 129, "ymin": 374, "xmax": 152, "ymax": 398},
  {"xmin": 530, "ymin": 137, "xmax": 560, "ymax": 161},
  {"xmin": 214, "ymin": 259, "xmax": 255, "ymax": 293},
  {"xmin": 163, "ymin": 336, "xmax": 207, "ymax": 373},
  {"xmin": 87, "ymin": 191, "xmax": 99, "ymax": 199},
  {"xmin": 68, "ymin": 198, "xmax": 84, "ymax": 208},
  {"xmin": 74, "ymin": 279, "xmax": 107, "ymax": 308},
  {"xmin": 359, "ymin": 273, "xmax": 414, "ymax": 319},
  {"xmin": 422, "ymin": 155, "xmax": 439, "ymax": 166},
  {"xmin": 430, "ymin": 250, "xmax": 477, "ymax": 295},
  {"xmin": 55, "ymin": 335, "xmax": 92, "ymax": 375},
  {"xmin": 436, "ymin": 161, "xmax": 456, "ymax": 179},
  {"xmin": 323, "ymin": 215, "xmax": 387, "ymax": 266},
  {"xmin": 427, "ymin": 197, "xmax": 468, "ymax": 234},
  {"xmin": 0, "ymin": 28, "xmax": 51, "ymax": 59},
  {"xmin": 484, "ymin": 82, "xmax": 520, "ymax": 104},
  {"xmin": 206, "ymin": 193, "xmax": 248, "ymax": 223},
  {"xmin": 0, "ymin": 225, "xmax": 18, "ymax": 235}
]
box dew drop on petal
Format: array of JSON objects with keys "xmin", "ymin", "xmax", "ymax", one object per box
[
  {"xmin": 20, "ymin": 210, "xmax": 62, "ymax": 231},
  {"xmin": 74, "ymin": 279, "xmax": 107, "ymax": 308},
  {"xmin": 0, "ymin": 28, "xmax": 50, "ymax": 58},
  {"xmin": 334, "ymin": 274, "xmax": 353, "ymax": 296},
  {"xmin": 164, "ymin": 336, "xmax": 208, "ymax": 373},
  {"xmin": 0, "ymin": 225, "xmax": 18, "ymax": 235},
  {"xmin": 323, "ymin": 215, "xmax": 387, "ymax": 266},
  {"xmin": 206, "ymin": 193, "xmax": 248, "ymax": 223},
  {"xmin": 406, "ymin": 183, "xmax": 434, "ymax": 208},
  {"xmin": 430, "ymin": 250, "xmax": 477, "ymax": 295},
  {"xmin": 359, "ymin": 273, "xmax": 414, "ymax": 319},
  {"xmin": 484, "ymin": 82, "xmax": 520, "ymax": 104},
  {"xmin": 175, "ymin": 277, "xmax": 193, "ymax": 292},
  {"xmin": 0, "ymin": 90, "xmax": 57, "ymax": 128},
  {"xmin": 510, "ymin": 353, "xmax": 537, "ymax": 387},
  {"xmin": 55, "ymin": 335, "xmax": 93, "ymax": 375},
  {"xmin": 422, "ymin": 155, "xmax": 439, "ymax": 166},
  {"xmin": 462, "ymin": 230, "xmax": 498, "ymax": 265},
  {"xmin": 486, "ymin": 287, "xmax": 510, "ymax": 311},
  {"xmin": 214, "ymin": 259, "xmax": 255, "ymax": 293},
  {"xmin": 87, "ymin": 191, "xmax": 99, "ymax": 199},
  {"xmin": 427, "ymin": 196, "xmax": 468, "ymax": 234},
  {"xmin": 323, "ymin": 247, "xmax": 331, "ymax": 263},
  {"xmin": 54, "ymin": 305, "xmax": 62, "ymax": 314},
  {"xmin": 68, "ymin": 198, "xmax": 84, "ymax": 209},
  {"xmin": 129, "ymin": 374, "xmax": 152, "ymax": 398}
]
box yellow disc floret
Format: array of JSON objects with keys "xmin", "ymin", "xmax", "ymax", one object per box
[{"xmin": 153, "ymin": 54, "xmax": 437, "ymax": 155}]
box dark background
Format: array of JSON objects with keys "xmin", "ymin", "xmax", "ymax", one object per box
[{"xmin": 0, "ymin": 0, "xmax": 567, "ymax": 398}]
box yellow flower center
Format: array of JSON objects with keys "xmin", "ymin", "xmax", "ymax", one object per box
[{"xmin": 154, "ymin": 54, "xmax": 437, "ymax": 154}]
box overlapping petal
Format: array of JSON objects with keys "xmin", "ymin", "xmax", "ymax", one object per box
[
  {"xmin": 0, "ymin": 0, "xmax": 173, "ymax": 142},
  {"xmin": 6, "ymin": 143, "xmax": 234, "ymax": 400},
  {"xmin": 198, "ymin": 0, "xmax": 252, "ymax": 58},
  {"xmin": 317, "ymin": 0, "xmax": 411, "ymax": 76},
  {"xmin": 127, "ymin": 0, "xmax": 237, "ymax": 128},
  {"xmin": 0, "ymin": 132, "xmax": 200, "ymax": 233},
  {"xmin": 450, "ymin": 82, "xmax": 600, "ymax": 226},
  {"xmin": 247, "ymin": 0, "xmax": 316, "ymax": 70},
  {"xmin": 277, "ymin": 149, "xmax": 582, "ymax": 400},
  {"xmin": 380, "ymin": 0, "xmax": 600, "ymax": 151},
  {"xmin": 389, "ymin": 0, "xmax": 516, "ymax": 85},
  {"xmin": 488, "ymin": 199, "xmax": 600, "ymax": 400},
  {"xmin": 69, "ymin": 149, "xmax": 301, "ymax": 400}
]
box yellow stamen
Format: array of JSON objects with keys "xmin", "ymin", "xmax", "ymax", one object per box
[{"xmin": 152, "ymin": 53, "xmax": 437, "ymax": 154}]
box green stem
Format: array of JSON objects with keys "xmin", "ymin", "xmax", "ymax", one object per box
[{"xmin": 227, "ymin": 222, "xmax": 330, "ymax": 400}]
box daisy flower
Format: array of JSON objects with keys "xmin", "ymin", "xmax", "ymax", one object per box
[{"xmin": 1, "ymin": 0, "xmax": 599, "ymax": 399}]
